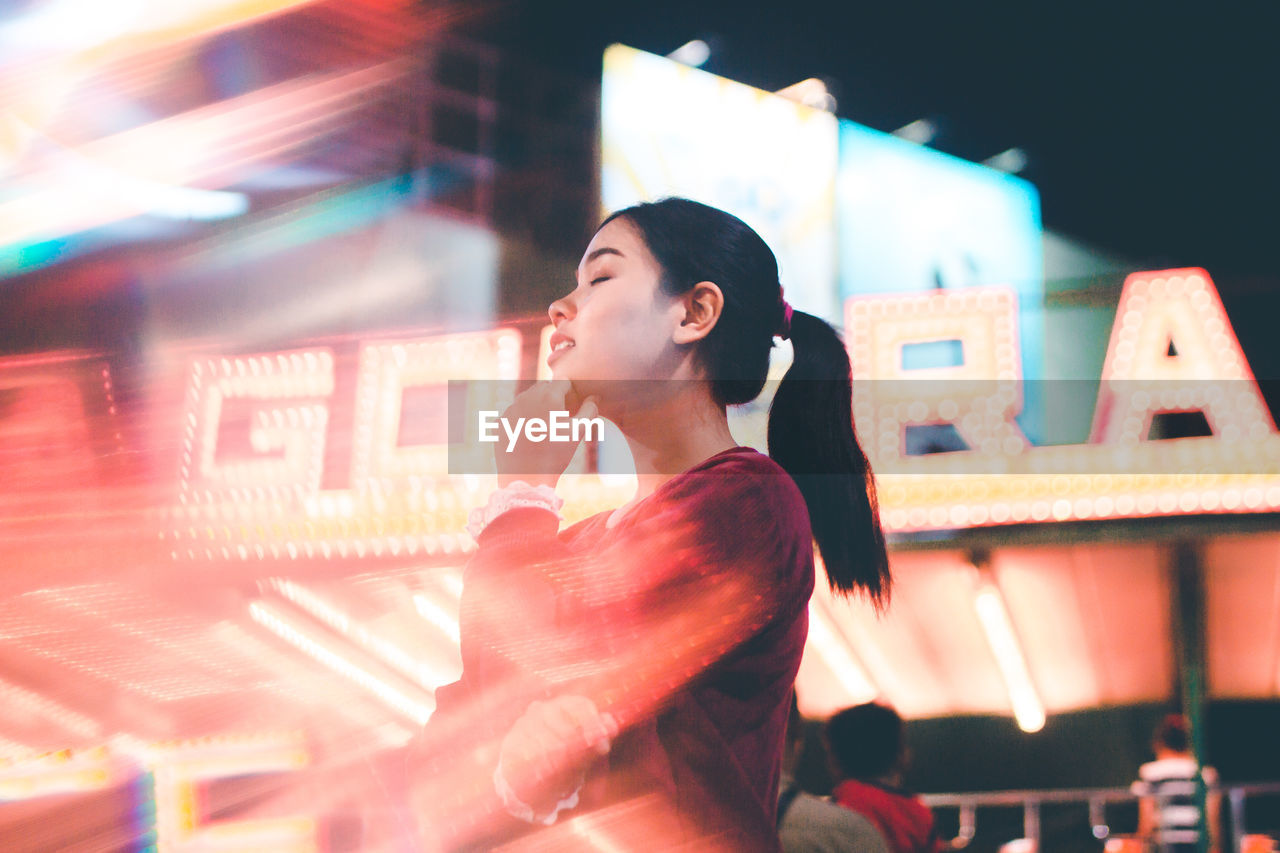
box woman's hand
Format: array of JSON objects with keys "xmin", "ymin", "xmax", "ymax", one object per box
[
  {"xmin": 494, "ymin": 380, "xmax": 599, "ymax": 488},
  {"xmin": 496, "ymin": 695, "xmax": 619, "ymax": 815}
]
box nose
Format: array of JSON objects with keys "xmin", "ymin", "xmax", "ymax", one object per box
[{"xmin": 548, "ymin": 291, "xmax": 574, "ymax": 326}]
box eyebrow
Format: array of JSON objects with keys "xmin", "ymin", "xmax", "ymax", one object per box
[{"xmin": 585, "ymin": 246, "xmax": 624, "ymax": 263}]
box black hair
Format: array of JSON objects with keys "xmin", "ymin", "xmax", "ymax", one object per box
[
  {"xmin": 825, "ymin": 702, "xmax": 903, "ymax": 781},
  {"xmin": 601, "ymin": 197, "xmax": 890, "ymax": 602},
  {"xmin": 1155, "ymin": 713, "xmax": 1191, "ymax": 753}
]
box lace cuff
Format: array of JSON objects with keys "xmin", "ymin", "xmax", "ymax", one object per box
[
  {"xmin": 492, "ymin": 759, "xmax": 581, "ymax": 826},
  {"xmin": 466, "ymin": 481, "xmax": 564, "ymax": 542}
]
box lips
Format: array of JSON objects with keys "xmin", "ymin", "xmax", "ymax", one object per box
[{"xmin": 547, "ymin": 331, "xmax": 575, "ymax": 366}]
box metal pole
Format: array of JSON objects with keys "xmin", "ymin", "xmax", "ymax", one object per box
[
  {"xmin": 1023, "ymin": 798, "xmax": 1040, "ymax": 850},
  {"xmin": 1229, "ymin": 788, "xmax": 1246, "ymax": 853},
  {"xmin": 1171, "ymin": 540, "xmax": 1210, "ymax": 853}
]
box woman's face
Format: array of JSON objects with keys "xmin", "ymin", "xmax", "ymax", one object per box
[{"xmin": 547, "ymin": 217, "xmax": 686, "ymax": 393}]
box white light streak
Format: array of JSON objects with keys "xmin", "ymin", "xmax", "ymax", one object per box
[
  {"xmin": 973, "ymin": 583, "xmax": 1045, "ymax": 733},
  {"xmin": 269, "ymin": 578, "xmax": 457, "ymax": 689},
  {"xmin": 249, "ymin": 601, "xmax": 432, "ymax": 726},
  {"xmin": 413, "ymin": 593, "xmax": 461, "ymax": 645},
  {"xmin": 806, "ymin": 602, "xmax": 878, "ymax": 704}
]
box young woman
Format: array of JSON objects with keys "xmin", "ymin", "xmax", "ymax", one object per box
[{"xmin": 407, "ymin": 198, "xmax": 890, "ymax": 851}]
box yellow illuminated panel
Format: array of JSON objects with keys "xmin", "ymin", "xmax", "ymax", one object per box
[
  {"xmin": 874, "ymin": 438, "xmax": 1280, "ymax": 533},
  {"xmin": 846, "ymin": 287, "xmax": 1028, "ymax": 461},
  {"xmin": 0, "ymin": 746, "xmax": 117, "ymax": 801},
  {"xmin": 147, "ymin": 732, "xmax": 314, "ymax": 853},
  {"xmin": 350, "ymin": 329, "xmax": 522, "ymax": 483},
  {"xmin": 1091, "ymin": 268, "xmax": 1274, "ymax": 443},
  {"xmin": 155, "ymin": 269, "xmax": 1280, "ymax": 552},
  {"xmin": 179, "ymin": 349, "xmax": 334, "ymax": 503}
]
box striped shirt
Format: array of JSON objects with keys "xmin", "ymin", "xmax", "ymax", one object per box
[{"xmin": 1131, "ymin": 756, "xmax": 1218, "ymax": 849}]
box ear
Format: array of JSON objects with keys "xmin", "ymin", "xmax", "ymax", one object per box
[{"xmin": 672, "ymin": 281, "xmax": 724, "ymax": 344}]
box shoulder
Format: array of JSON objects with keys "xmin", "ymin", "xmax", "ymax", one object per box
[
  {"xmin": 781, "ymin": 792, "xmax": 891, "ymax": 853},
  {"xmin": 667, "ymin": 447, "xmax": 809, "ymax": 523},
  {"xmin": 1140, "ymin": 757, "xmax": 1201, "ymax": 781}
]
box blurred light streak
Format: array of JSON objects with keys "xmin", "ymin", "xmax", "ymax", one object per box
[
  {"xmin": 806, "ymin": 600, "xmax": 879, "ymax": 704},
  {"xmin": 973, "ymin": 580, "xmax": 1046, "ymax": 733},
  {"xmin": 0, "ymin": 0, "xmax": 354, "ymax": 171},
  {"xmin": 269, "ymin": 578, "xmax": 459, "ymax": 689},
  {"xmin": 29, "ymin": 122, "xmax": 250, "ymax": 219},
  {"xmin": 0, "ymin": 60, "xmax": 406, "ymax": 260},
  {"xmin": 0, "ymin": 679, "xmax": 103, "ymax": 741},
  {"xmin": 165, "ymin": 174, "xmax": 415, "ymax": 276},
  {"xmin": 206, "ymin": 621, "xmax": 416, "ymax": 742},
  {"xmin": 146, "ymin": 732, "xmax": 314, "ymax": 853},
  {"xmin": 436, "ymin": 569, "xmax": 464, "ymax": 601},
  {"xmin": 0, "ymin": 746, "xmax": 119, "ymax": 801},
  {"xmin": 249, "ymin": 600, "xmax": 433, "ymax": 726},
  {"xmin": 3, "ymin": 0, "xmax": 148, "ymax": 52},
  {"xmin": 412, "ymin": 593, "xmax": 461, "ymax": 645},
  {"xmin": 0, "ymin": 0, "xmax": 340, "ymax": 56},
  {"xmin": 567, "ymin": 818, "xmax": 631, "ymax": 853}
]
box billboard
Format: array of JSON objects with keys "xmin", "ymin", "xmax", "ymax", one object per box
[
  {"xmin": 600, "ymin": 44, "xmax": 1046, "ymax": 440},
  {"xmin": 601, "ymin": 44, "xmax": 841, "ymax": 323},
  {"xmin": 837, "ymin": 122, "xmax": 1045, "ymax": 441}
]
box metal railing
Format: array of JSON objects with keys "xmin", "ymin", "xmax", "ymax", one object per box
[{"xmin": 921, "ymin": 782, "xmax": 1280, "ymax": 851}]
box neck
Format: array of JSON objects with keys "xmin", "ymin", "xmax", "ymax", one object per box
[
  {"xmin": 846, "ymin": 772, "xmax": 903, "ymax": 789},
  {"xmin": 613, "ymin": 383, "xmax": 737, "ymax": 500},
  {"xmin": 1156, "ymin": 748, "xmax": 1193, "ymax": 761}
]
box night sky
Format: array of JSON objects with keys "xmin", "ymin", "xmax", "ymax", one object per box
[{"xmin": 463, "ymin": 0, "xmax": 1278, "ymax": 282}]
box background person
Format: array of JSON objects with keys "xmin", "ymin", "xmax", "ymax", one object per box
[
  {"xmin": 1133, "ymin": 713, "xmax": 1220, "ymax": 853},
  {"xmin": 825, "ymin": 702, "xmax": 945, "ymax": 853},
  {"xmin": 778, "ymin": 695, "xmax": 891, "ymax": 853}
]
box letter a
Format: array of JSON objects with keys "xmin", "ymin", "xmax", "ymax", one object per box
[{"xmin": 1090, "ymin": 268, "xmax": 1274, "ymax": 443}]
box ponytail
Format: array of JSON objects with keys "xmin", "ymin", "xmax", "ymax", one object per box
[
  {"xmin": 767, "ymin": 310, "xmax": 890, "ymax": 604},
  {"xmin": 598, "ymin": 198, "xmax": 890, "ymax": 602}
]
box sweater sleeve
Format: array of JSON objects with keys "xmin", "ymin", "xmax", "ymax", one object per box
[{"xmin": 406, "ymin": 452, "xmax": 814, "ymax": 850}]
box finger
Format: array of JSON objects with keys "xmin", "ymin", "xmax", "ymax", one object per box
[
  {"xmin": 574, "ymin": 395, "xmax": 599, "ymax": 423},
  {"xmin": 552, "ymin": 696, "xmax": 615, "ymax": 755},
  {"xmin": 540, "ymin": 696, "xmax": 594, "ymax": 741},
  {"xmin": 508, "ymin": 720, "xmax": 567, "ymax": 773},
  {"xmin": 545, "ymin": 378, "xmax": 572, "ymax": 406}
]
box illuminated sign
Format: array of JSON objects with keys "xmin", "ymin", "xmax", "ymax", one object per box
[
  {"xmin": 598, "ymin": 44, "xmax": 1045, "ymax": 436},
  {"xmin": 1, "ymin": 270, "xmax": 1275, "ymax": 557},
  {"xmin": 847, "ymin": 286, "xmax": 1028, "ymax": 461},
  {"xmin": 1090, "ymin": 268, "xmax": 1273, "ymax": 443},
  {"xmin": 169, "ymin": 330, "xmax": 535, "ymax": 561},
  {"xmin": 837, "ymin": 119, "xmax": 1045, "ymax": 442},
  {"xmin": 0, "ymin": 734, "xmax": 314, "ymax": 852},
  {"xmin": 858, "ymin": 269, "xmax": 1280, "ymax": 532}
]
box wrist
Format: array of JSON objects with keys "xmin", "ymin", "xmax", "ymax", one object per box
[
  {"xmin": 493, "ymin": 758, "xmax": 581, "ymax": 825},
  {"xmin": 497, "ymin": 472, "xmax": 559, "ymax": 489},
  {"xmin": 467, "ymin": 480, "xmax": 564, "ymax": 542}
]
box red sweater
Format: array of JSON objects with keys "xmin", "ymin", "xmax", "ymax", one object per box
[
  {"xmin": 833, "ymin": 779, "xmax": 944, "ymax": 853},
  {"xmin": 407, "ymin": 447, "xmax": 815, "ymax": 851}
]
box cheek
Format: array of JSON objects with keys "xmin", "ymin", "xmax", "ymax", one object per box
[{"xmin": 587, "ymin": 298, "xmax": 669, "ymax": 356}]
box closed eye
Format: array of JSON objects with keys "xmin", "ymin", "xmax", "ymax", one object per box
[{"xmin": 590, "ymin": 276, "xmax": 611, "ymax": 286}]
